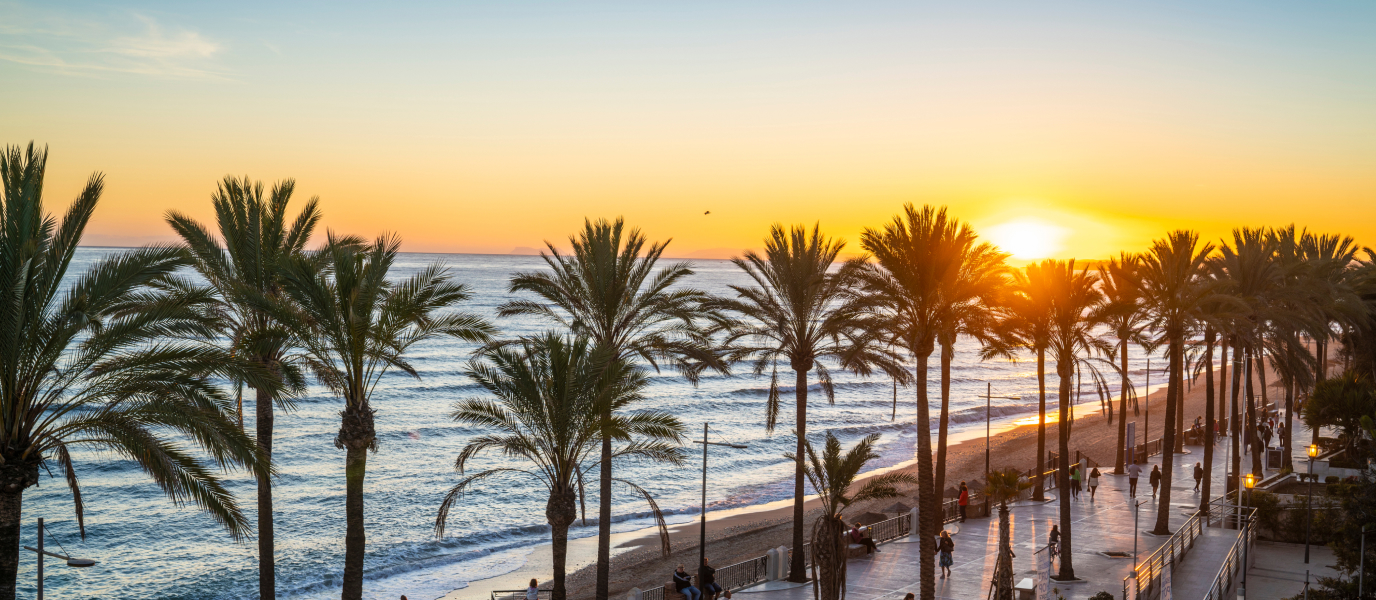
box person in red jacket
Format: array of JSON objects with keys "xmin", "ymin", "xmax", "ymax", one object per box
[{"xmin": 957, "ymin": 481, "xmax": 969, "ymax": 522}]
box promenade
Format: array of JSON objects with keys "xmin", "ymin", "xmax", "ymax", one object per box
[{"xmin": 743, "ymin": 432, "xmax": 1256, "ymax": 600}]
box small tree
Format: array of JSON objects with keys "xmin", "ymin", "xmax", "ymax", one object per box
[
  {"xmin": 1304, "ymin": 371, "xmax": 1376, "ymax": 453},
  {"xmin": 985, "ymin": 468, "xmax": 1031, "ymax": 600},
  {"xmin": 790, "ymin": 432, "xmax": 915, "ymax": 600}
]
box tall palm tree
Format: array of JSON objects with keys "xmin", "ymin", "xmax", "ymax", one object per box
[
  {"xmin": 988, "ymin": 261, "xmax": 1056, "ymax": 500},
  {"xmin": 1139, "ymin": 230, "xmax": 1214, "ymax": 535},
  {"xmin": 933, "ymin": 238, "xmax": 1007, "ymax": 504},
  {"xmin": 498, "ymin": 218, "xmax": 725, "ymax": 600},
  {"xmin": 1043, "ymin": 260, "xmax": 1109, "ymax": 580},
  {"xmin": 1096, "ymin": 254, "xmax": 1152, "ymax": 474},
  {"xmin": 713, "ymin": 223, "xmax": 901, "ymax": 582},
  {"xmin": 985, "ymin": 467, "xmax": 1032, "ymax": 600},
  {"xmin": 1214, "ymin": 228, "xmax": 1284, "ymax": 477},
  {"xmin": 436, "ymin": 334, "xmax": 684, "ymax": 600},
  {"xmin": 858, "ymin": 204, "xmax": 979, "ymax": 600},
  {"xmin": 271, "ymin": 234, "xmax": 494, "ymax": 600},
  {"xmin": 165, "ymin": 176, "xmax": 319, "ymax": 600},
  {"xmin": 0, "ymin": 143, "xmax": 269, "ymax": 599},
  {"xmin": 790, "ymin": 431, "xmax": 915, "ymax": 600}
]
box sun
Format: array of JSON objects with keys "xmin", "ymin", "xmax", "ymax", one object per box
[{"xmin": 984, "ymin": 218, "xmax": 1069, "ymax": 260}]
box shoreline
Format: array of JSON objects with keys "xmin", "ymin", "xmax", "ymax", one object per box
[{"xmin": 440, "ymin": 362, "xmax": 1271, "ymax": 600}]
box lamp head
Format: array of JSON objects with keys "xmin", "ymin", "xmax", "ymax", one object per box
[
  {"xmin": 1308, "ymin": 444, "xmax": 1319, "ymax": 458},
  {"xmin": 1244, "ymin": 473, "xmax": 1255, "ymax": 489}
]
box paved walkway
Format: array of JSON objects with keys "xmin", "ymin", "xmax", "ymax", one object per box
[
  {"xmin": 1246, "ymin": 541, "xmax": 1340, "ymax": 599},
  {"xmin": 743, "ymin": 438, "xmax": 1244, "ymax": 600}
]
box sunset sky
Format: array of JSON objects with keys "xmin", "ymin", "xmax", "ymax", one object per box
[{"xmin": 3, "ymin": 1, "xmax": 1373, "ymax": 260}]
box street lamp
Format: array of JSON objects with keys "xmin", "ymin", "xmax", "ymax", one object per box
[
  {"xmin": 1305, "ymin": 443, "xmax": 1318, "ymax": 564},
  {"xmin": 1132, "ymin": 499, "xmax": 1147, "ymax": 573},
  {"xmin": 22, "ymin": 518, "xmax": 96, "ymax": 600},
  {"xmin": 982, "ymin": 383, "xmax": 1021, "ymax": 512},
  {"xmin": 693, "ymin": 423, "xmax": 747, "ymax": 573},
  {"xmin": 1241, "ymin": 473, "xmax": 1255, "ymax": 600}
]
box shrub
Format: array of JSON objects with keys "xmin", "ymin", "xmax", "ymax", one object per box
[
  {"xmin": 1089, "ymin": 592, "xmax": 1115, "ymax": 600},
  {"xmin": 1325, "ymin": 475, "xmax": 1340, "ymax": 484}
]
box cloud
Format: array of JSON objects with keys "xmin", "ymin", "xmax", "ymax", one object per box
[{"xmin": 0, "ymin": 4, "xmax": 227, "ymax": 79}]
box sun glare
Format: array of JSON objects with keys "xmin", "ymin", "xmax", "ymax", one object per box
[{"xmin": 984, "ymin": 218, "xmax": 1069, "ymax": 260}]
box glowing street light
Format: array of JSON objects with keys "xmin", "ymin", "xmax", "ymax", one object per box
[{"xmin": 22, "ymin": 518, "xmax": 96, "ymax": 600}]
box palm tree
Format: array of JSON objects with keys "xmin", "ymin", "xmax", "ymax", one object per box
[
  {"xmin": 858, "ymin": 204, "xmax": 980, "ymax": 600},
  {"xmin": 984, "ymin": 467, "xmax": 1032, "ymax": 600},
  {"xmin": 436, "ymin": 334, "xmax": 685, "ymax": 600},
  {"xmin": 498, "ymin": 218, "xmax": 725, "ymax": 600},
  {"xmin": 1096, "ymin": 254, "xmax": 1152, "ymax": 474},
  {"xmin": 713, "ymin": 223, "xmax": 901, "ymax": 582},
  {"xmin": 165, "ymin": 176, "xmax": 319, "ymax": 600},
  {"xmin": 0, "ymin": 143, "xmax": 270, "ymax": 599},
  {"xmin": 933, "ymin": 238, "xmax": 1007, "ymax": 505},
  {"xmin": 1139, "ymin": 230, "xmax": 1214, "ymax": 535},
  {"xmin": 988, "ymin": 261, "xmax": 1056, "ymax": 501},
  {"xmin": 1043, "ymin": 260, "xmax": 1109, "ymax": 580},
  {"xmin": 790, "ymin": 431, "xmax": 915, "ymax": 600},
  {"xmin": 271, "ymin": 234, "xmax": 494, "ymax": 600}
]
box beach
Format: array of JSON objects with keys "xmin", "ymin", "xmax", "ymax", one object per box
[{"xmin": 443, "ymin": 358, "xmax": 1281, "ymax": 600}]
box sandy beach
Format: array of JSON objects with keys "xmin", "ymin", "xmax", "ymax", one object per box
[{"xmin": 445, "ymin": 359, "xmax": 1284, "ymax": 600}]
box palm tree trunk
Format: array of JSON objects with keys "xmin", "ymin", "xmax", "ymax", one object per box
[
  {"xmin": 596, "ymin": 428, "xmax": 612, "ymax": 600},
  {"xmin": 1201, "ymin": 329, "xmax": 1216, "ymax": 514},
  {"xmin": 548, "ymin": 487, "xmax": 578, "ymax": 600},
  {"xmin": 1245, "ymin": 347, "xmax": 1262, "ymax": 476},
  {"xmin": 0, "ymin": 491, "xmax": 20, "ymax": 600},
  {"xmin": 814, "ymin": 517, "xmax": 845, "ymax": 600},
  {"xmin": 1230, "ymin": 337, "xmax": 1243, "ymax": 492},
  {"xmin": 914, "ymin": 350, "xmax": 936, "ymax": 600},
  {"xmin": 1282, "ymin": 380, "xmax": 1294, "ymax": 471},
  {"xmin": 1174, "ymin": 355, "xmax": 1186, "ymax": 454},
  {"xmin": 788, "ymin": 368, "xmax": 809, "ymax": 583},
  {"xmin": 256, "ymin": 385, "xmax": 276, "ymax": 600},
  {"xmin": 994, "ymin": 504, "xmax": 1013, "ymax": 600},
  {"xmin": 338, "ymin": 402, "xmax": 376, "ymax": 600},
  {"xmin": 1115, "ymin": 342, "xmax": 1129, "ymax": 474},
  {"xmin": 1219, "ymin": 341, "xmax": 1229, "ymax": 437},
  {"xmin": 1152, "ymin": 334, "xmax": 1181, "ymax": 535},
  {"xmin": 1034, "ymin": 348, "xmax": 1047, "ymax": 501},
  {"xmin": 934, "ymin": 341, "xmax": 952, "ymax": 506},
  {"xmin": 1255, "ymin": 354, "xmax": 1270, "ymax": 416},
  {"xmin": 1055, "ymin": 358, "xmax": 1075, "ymax": 580}
]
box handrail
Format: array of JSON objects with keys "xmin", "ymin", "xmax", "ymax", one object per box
[
  {"xmin": 1202, "ymin": 505, "xmax": 1257, "ymax": 600},
  {"xmin": 1121, "ymin": 504, "xmax": 1207, "ymax": 599},
  {"xmin": 492, "ymin": 590, "xmax": 552, "ymax": 600}
]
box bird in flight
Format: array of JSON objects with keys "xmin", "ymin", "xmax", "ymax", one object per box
[{"xmin": 704, "ymin": 211, "xmax": 711, "ymax": 215}]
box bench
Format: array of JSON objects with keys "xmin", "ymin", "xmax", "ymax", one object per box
[
  {"xmin": 846, "ymin": 544, "xmax": 868, "ymax": 558},
  {"xmin": 1014, "ymin": 577, "xmax": 1035, "ymax": 600}
]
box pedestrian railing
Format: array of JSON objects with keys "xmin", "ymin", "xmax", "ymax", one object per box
[
  {"xmin": 1121, "ymin": 505, "xmax": 1207, "ymax": 600},
  {"xmin": 869, "ymin": 511, "xmax": 913, "ymax": 542},
  {"xmin": 492, "ymin": 590, "xmax": 551, "ymax": 600},
  {"xmin": 1202, "ymin": 505, "xmax": 1256, "ymax": 600},
  {"xmin": 643, "ymin": 584, "xmax": 667, "ymax": 600},
  {"xmin": 705, "ymin": 554, "xmax": 771, "ymax": 591}
]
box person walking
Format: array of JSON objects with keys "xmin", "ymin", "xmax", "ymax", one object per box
[
  {"xmin": 957, "ymin": 481, "xmax": 969, "ymax": 522},
  {"xmin": 937, "ymin": 530, "xmax": 955, "ymax": 579},
  {"xmin": 699, "ymin": 558, "xmax": 721, "ymax": 600},
  {"xmin": 1088, "ymin": 467, "xmax": 1100, "ymax": 501},
  {"xmin": 1127, "ymin": 461, "xmax": 1141, "ymax": 498},
  {"xmin": 1193, "ymin": 462, "xmax": 1204, "ymax": 492},
  {"xmin": 526, "ymin": 579, "xmax": 539, "ymax": 600},
  {"xmin": 1150, "ymin": 464, "xmax": 1162, "ymax": 499},
  {"xmin": 674, "ymin": 565, "xmax": 701, "ymax": 600},
  {"xmin": 1069, "ymin": 465, "xmax": 1081, "ymax": 500}
]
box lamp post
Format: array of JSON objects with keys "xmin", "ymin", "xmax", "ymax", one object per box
[
  {"xmin": 983, "ymin": 384, "xmax": 1021, "ymax": 520},
  {"xmin": 22, "ymin": 518, "xmax": 96, "ymax": 600},
  {"xmin": 694, "ymin": 423, "xmax": 747, "ymax": 573},
  {"xmin": 1305, "ymin": 443, "xmax": 1318, "ymax": 564},
  {"xmin": 1359, "ymin": 524, "xmax": 1371, "ymax": 599},
  {"xmin": 1133, "ymin": 499, "xmax": 1146, "ymax": 573},
  {"xmin": 1241, "ymin": 473, "xmax": 1255, "ymax": 600}
]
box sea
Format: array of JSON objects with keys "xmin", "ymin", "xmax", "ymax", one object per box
[{"xmin": 22, "ymin": 249, "xmax": 1162, "ymax": 599}]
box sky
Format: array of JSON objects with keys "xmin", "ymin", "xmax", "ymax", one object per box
[{"xmin": 2, "ymin": 1, "xmax": 1374, "ymax": 260}]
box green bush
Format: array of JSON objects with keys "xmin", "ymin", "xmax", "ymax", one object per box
[
  {"xmin": 1088, "ymin": 592, "xmax": 1115, "ymax": 600},
  {"xmin": 1325, "ymin": 475, "xmax": 1340, "ymax": 484}
]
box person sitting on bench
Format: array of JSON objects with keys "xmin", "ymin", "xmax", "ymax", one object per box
[{"xmin": 849, "ymin": 521, "xmax": 879, "ymax": 554}]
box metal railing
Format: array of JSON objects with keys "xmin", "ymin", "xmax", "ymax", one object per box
[
  {"xmin": 492, "ymin": 590, "xmax": 552, "ymax": 600},
  {"xmin": 706, "ymin": 554, "xmax": 770, "ymax": 591},
  {"xmin": 1121, "ymin": 504, "xmax": 1208, "ymax": 600},
  {"xmin": 1202, "ymin": 507, "xmax": 1256, "ymax": 600},
  {"xmin": 643, "ymin": 585, "xmax": 666, "ymax": 600}
]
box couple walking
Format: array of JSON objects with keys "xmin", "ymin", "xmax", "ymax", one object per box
[{"xmin": 1126, "ymin": 462, "xmax": 1163, "ymax": 499}]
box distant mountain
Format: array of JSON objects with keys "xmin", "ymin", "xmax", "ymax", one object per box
[{"xmin": 509, "ymin": 246, "xmax": 542, "ymax": 255}]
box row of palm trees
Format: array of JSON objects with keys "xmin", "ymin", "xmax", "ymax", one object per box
[{"xmin": 4, "ymin": 143, "xmax": 1372, "ymax": 600}]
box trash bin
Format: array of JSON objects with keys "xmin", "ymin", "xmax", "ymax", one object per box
[{"xmin": 1266, "ymin": 448, "xmax": 1284, "ymax": 470}]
